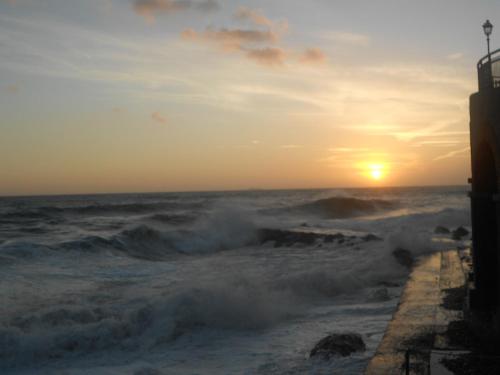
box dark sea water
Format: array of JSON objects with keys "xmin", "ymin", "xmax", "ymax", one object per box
[{"xmin": 0, "ymin": 186, "xmax": 470, "ymax": 374}]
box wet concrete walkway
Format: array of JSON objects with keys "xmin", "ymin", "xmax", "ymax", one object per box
[{"xmin": 365, "ymin": 250, "xmax": 466, "ymax": 375}]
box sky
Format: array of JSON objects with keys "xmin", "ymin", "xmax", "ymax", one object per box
[{"xmin": 0, "ymin": 0, "xmax": 498, "ymax": 196}]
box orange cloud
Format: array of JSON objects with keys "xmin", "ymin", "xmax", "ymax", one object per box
[
  {"xmin": 235, "ymin": 7, "xmax": 273, "ymax": 27},
  {"xmin": 299, "ymin": 48, "xmax": 327, "ymax": 64},
  {"xmin": 182, "ymin": 27, "xmax": 278, "ymax": 50},
  {"xmin": 323, "ymin": 31, "xmax": 370, "ymax": 46},
  {"xmin": 235, "ymin": 7, "xmax": 288, "ymax": 35},
  {"xmin": 245, "ymin": 47, "xmax": 286, "ymax": 66},
  {"xmin": 181, "ymin": 8, "xmax": 291, "ymax": 67},
  {"xmin": 134, "ymin": 0, "xmax": 218, "ymax": 21},
  {"xmin": 151, "ymin": 112, "xmax": 167, "ymax": 124}
]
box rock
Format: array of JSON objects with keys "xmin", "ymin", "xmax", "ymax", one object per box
[
  {"xmin": 392, "ymin": 248, "xmax": 414, "ymax": 269},
  {"xmin": 310, "ymin": 333, "xmax": 366, "ymax": 359},
  {"xmin": 362, "ymin": 233, "xmax": 383, "ymax": 242},
  {"xmin": 434, "ymin": 226, "xmax": 450, "ymax": 234},
  {"xmin": 258, "ymin": 229, "xmax": 318, "ymax": 247},
  {"xmin": 324, "ymin": 233, "xmax": 345, "ymax": 243},
  {"xmin": 452, "ymin": 227, "xmax": 469, "ymax": 240},
  {"xmin": 258, "ymin": 229, "xmax": 346, "ymax": 247}
]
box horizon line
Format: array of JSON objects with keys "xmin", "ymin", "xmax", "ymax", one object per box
[{"xmin": 0, "ymin": 183, "xmax": 468, "ymax": 199}]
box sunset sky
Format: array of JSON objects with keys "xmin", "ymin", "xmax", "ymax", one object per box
[{"xmin": 1, "ymin": 0, "xmax": 498, "ymax": 196}]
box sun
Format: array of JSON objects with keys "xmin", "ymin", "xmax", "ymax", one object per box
[{"xmin": 368, "ymin": 164, "xmax": 385, "ymax": 181}]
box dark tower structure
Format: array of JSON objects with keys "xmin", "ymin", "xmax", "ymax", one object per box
[{"xmin": 469, "ymin": 35, "xmax": 500, "ymax": 327}]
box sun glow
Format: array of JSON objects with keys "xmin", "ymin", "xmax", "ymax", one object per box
[{"xmin": 368, "ymin": 164, "xmax": 385, "ymax": 181}]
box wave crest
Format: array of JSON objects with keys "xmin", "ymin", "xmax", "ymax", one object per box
[{"xmin": 295, "ymin": 196, "xmax": 398, "ymax": 218}]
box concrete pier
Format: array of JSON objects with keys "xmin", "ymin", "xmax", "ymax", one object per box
[{"xmin": 365, "ymin": 250, "xmax": 466, "ymax": 375}]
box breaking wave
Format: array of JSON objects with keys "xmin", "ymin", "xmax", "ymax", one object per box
[
  {"xmin": 0, "ymin": 186, "xmax": 471, "ymax": 374},
  {"xmin": 0, "ymin": 208, "xmax": 260, "ymax": 261},
  {"xmin": 0, "ymin": 250, "xmax": 407, "ymax": 369},
  {"xmin": 0, "ymin": 201, "xmax": 207, "ymax": 224},
  {"xmin": 282, "ymin": 196, "xmax": 398, "ymax": 219}
]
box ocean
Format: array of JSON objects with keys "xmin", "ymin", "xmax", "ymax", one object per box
[{"xmin": 0, "ymin": 186, "xmax": 470, "ymax": 374}]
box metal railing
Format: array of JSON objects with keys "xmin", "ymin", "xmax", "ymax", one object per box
[{"xmin": 477, "ymin": 48, "xmax": 500, "ymax": 90}]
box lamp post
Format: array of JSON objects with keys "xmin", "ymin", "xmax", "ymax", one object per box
[{"xmin": 483, "ymin": 20, "xmax": 493, "ymax": 60}]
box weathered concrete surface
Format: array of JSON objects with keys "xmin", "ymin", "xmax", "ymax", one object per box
[
  {"xmin": 365, "ymin": 250, "xmax": 466, "ymax": 375},
  {"xmin": 365, "ymin": 253, "xmax": 441, "ymax": 375},
  {"xmin": 434, "ymin": 250, "xmax": 466, "ymax": 349}
]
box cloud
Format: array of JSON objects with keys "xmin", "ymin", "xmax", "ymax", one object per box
[
  {"xmin": 182, "ymin": 23, "xmax": 286, "ymax": 66},
  {"xmin": 112, "ymin": 107, "xmax": 125, "ymax": 113},
  {"xmin": 299, "ymin": 48, "xmax": 327, "ymax": 64},
  {"xmin": 319, "ymin": 145, "xmax": 421, "ymax": 180},
  {"xmin": 134, "ymin": 0, "xmax": 190, "ymax": 18},
  {"xmin": 320, "ymin": 147, "xmax": 391, "ymax": 169},
  {"xmin": 183, "ymin": 30, "xmax": 324, "ymax": 66},
  {"xmin": 245, "ymin": 47, "xmax": 286, "ymax": 66},
  {"xmin": 235, "ymin": 7, "xmax": 273, "ymax": 28},
  {"xmin": 433, "ymin": 147, "xmax": 470, "ymax": 161},
  {"xmin": 328, "ymin": 147, "xmax": 370, "ymax": 153},
  {"xmin": 235, "ymin": 7, "xmax": 288, "ymax": 34},
  {"xmin": 447, "ymin": 52, "xmax": 463, "ymax": 60},
  {"xmin": 281, "ymin": 144, "xmax": 303, "ymax": 149},
  {"xmin": 415, "ymin": 139, "xmax": 465, "ymax": 147},
  {"xmin": 181, "ymin": 7, "xmax": 291, "ymax": 67},
  {"xmin": 322, "ymin": 31, "xmax": 370, "ymax": 46},
  {"xmin": 133, "ymin": 0, "xmax": 219, "ymax": 22},
  {"xmin": 180, "ymin": 9, "xmax": 324, "ymax": 69},
  {"xmin": 151, "ymin": 112, "xmax": 167, "ymax": 124},
  {"xmin": 182, "ymin": 27, "xmax": 278, "ymax": 50}
]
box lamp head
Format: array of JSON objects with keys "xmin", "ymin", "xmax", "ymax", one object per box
[{"xmin": 483, "ymin": 20, "xmax": 493, "ymax": 37}]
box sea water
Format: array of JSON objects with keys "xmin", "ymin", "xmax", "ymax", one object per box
[{"xmin": 0, "ymin": 186, "xmax": 470, "ymax": 374}]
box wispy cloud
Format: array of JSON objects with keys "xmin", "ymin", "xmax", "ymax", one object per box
[
  {"xmin": 151, "ymin": 111, "xmax": 167, "ymax": 124},
  {"xmin": 0, "ymin": 15, "xmax": 200, "ymax": 89},
  {"xmin": 319, "ymin": 145, "xmax": 421, "ymax": 182},
  {"xmin": 322, "ymin": 147, "xmax": 388, "ymax": 161},
  {"xmin": 0, "ymin": 11, "xmax": 474, "ymax": 152},
  {"xmin": 415, "ymin": 139, "xmax": 466, "ymax": 147},
  {"xmin": 181, "ymin": 7, "xmax": 325, "ymax": 68},
  {"xmin": 433, "ymin": 147, "xmax": 470, "ymax": 161},
  {"xmin": 245, "ymin": 47, "xmax": 286, "ymax": 66},
  {"xmin": 235, "ymin": 7, "xmax": 273, "ymax": 28},
  {"xmin": 182, "ymin": 27, "xmax": 279, "ymax": 51},
  {"xmin": 134, "ymin": 0, "xmax": 190, "ymax": 19},
  {"xmin": 321, "ymin": 31, "xmax": 370, "ymax": 46},
  {"xmin": 133, "ymin": 0, "xmax": 219, "ymax": 22},
  {"xmin": 299, "ymin": 48, "xmax": 327, "ymax": 64},
  {"xmin": 447, "ymin": 52, "xmax": 463, "ymax": 60},
  {"xmin": 320, "ymin": 147, "xmax": 394, "ymax": 174},
  {"xmin": 328, "ymin": 147, "xmax": 370, "ymax": 153}
]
